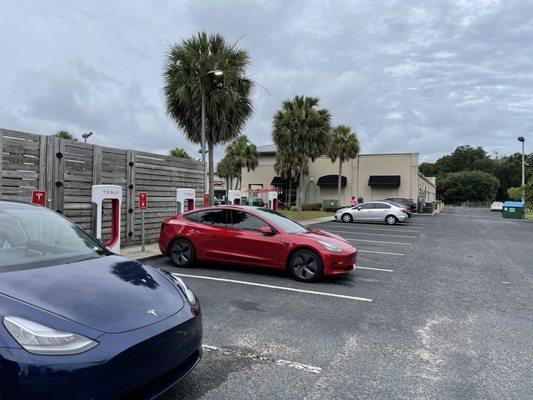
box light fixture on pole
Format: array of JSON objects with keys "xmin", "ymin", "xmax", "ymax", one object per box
[
  {"xmin": 82, "ymin": 132, "xmax": 93, "ymax": 143},
  {"xmin": 518, "ymin": 136, "xmax": 525, "ymax": 202}
]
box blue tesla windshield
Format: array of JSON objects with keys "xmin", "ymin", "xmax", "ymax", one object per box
[{"xmin": 0, "ymin": 208, "xmax": 106, "ymax": 269}]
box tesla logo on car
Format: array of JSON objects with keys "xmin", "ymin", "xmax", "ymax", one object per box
[{"xmin": 147, "ymin": 309, "xmax": 158, "ymax": 317}]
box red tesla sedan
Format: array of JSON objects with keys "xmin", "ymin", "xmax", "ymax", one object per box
[{"xmin": 159, "ymin": 206, "xmax": 357, "ymax": 282}]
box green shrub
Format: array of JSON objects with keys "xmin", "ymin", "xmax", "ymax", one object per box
[
  {"xmin": 302, "ymin": 203, "xmax": 322, "ymax": 211},
  {"xmin": 324, "ymin": 206, "xmax": 343, "ymax": 212}
]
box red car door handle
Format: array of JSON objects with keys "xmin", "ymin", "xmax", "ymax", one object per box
[{"xmin": 281, "ymin": 241, "xmax": 291, "ymax": 246}]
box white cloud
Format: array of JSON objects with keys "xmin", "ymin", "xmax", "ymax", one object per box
[{"xmin": 0, "ymin": 0, "xmax": 532, "ymax": 161}]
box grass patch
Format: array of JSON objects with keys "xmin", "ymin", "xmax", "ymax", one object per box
[
  {"xmin": 280, "ymin": 210, "xmax": 334, "ymax": 221},
  {"xmin": 526, "ymin": 211, "xmax": 533, "ymax": 220}
]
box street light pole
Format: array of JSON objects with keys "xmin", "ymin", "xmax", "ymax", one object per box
[{"xmin": 518, "ymin": 136, "xmax": 525, "ymax": 202}]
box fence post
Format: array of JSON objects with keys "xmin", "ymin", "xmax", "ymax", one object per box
[
  {"xmin": 45, "ymin": 136, "xmax": 55, "ymax": 209},
  {"xmin": 38, "ymin": 136, "xmax": 47, "ymax": 190},
  {"xmin": 0, "ymin": 130, "xmax": 3, "ymax": 199},
  {"xmin": 54, "ymin": 137, "xmax": 65, "ymax": 213},
  {"xmin": 91, "ymin": 145, "xmax": 102, "ymax": 236},
  {"xmin": 126, "ymin": 150, "xmax": 135, "ymax": 243}
]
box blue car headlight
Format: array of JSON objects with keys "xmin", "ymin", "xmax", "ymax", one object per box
[
  {"xmin": 169, "ymin": 274, "xmax": 197, "ymax": 306},
  {"xmin": 3, "ymin": 316, "xmax": 98, "ymax": 355}
]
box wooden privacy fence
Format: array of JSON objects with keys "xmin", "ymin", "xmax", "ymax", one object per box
[{"xmin": 0, "ymin": 128, "xmax": 204, "ymax": 245}]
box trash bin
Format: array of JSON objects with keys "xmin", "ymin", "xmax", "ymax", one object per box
[
  {"xmin": 502, "ymin": 201, "xmax": 525, "ymax": 219},
  {"xmin": 422, "ymin": 202, "xmax": 435, "ymax": 214}
]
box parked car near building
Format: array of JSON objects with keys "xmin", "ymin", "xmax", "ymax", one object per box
[
  {"xmin": 384, "ymin": 197, "xmax": 417, "ymax": 213},
  {"xmin": 159, "ymin": 206, "xmax": 357, "ymax": 282},
  {"xmin": 490, "ymin": 201, "xmax": 504, "ymax": 212},
  {"xmin": 0, "ymin": 201, "xmax": 202, "ymax": 400},
  {"xmin": 335, "ymin": 201, "xmax": 409, "ymax": 225}
]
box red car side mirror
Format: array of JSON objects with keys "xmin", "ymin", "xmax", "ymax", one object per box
[{"xmin": 259, "ymin": 226, "xmax": 275, "ymax": 236}]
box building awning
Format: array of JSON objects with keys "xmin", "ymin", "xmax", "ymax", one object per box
[
  {"xmin": 316, "ymin": 175, "xmax": 347, "ymax": 187},
  {"xmin": 271, "ymin": 176, "xmax": 298, "ymax": 187},
  {"xmin": 368, "ymin": 175, "xmax": 401, "ymax": 187}
]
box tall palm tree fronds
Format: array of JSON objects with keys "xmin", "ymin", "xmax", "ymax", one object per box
[
  {"xmin": 169, "ymin": 147, "xmax": 192, "ymax": 159},
  {"xmin": 327, "ymin": 125, "xmax": 360, "ymax": 204},
  {"xmin": 163, "ymin": 32, "xmax": 254, "ymax": 201},
  {"xmin": 216, "ymin": 155, "xmax": 240, "ymax": 194},
  {"xmin": 226, "ymin": 135, "xmax": 259, "ymax": 189},
  {"xmin": 273, "ymin": 153, "xmax": 306, "ymax": 208},
  {"xmin": 55, "ymin": 130, "xmax": 77, "ymax": 141},
  {"xmin": 272, "ymin": 96, "xmax": 331, "ymax": 211}
]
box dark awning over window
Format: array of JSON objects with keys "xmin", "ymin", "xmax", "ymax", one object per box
[
  {"xmin": 316, "ymin": 175, "xmax": 347, "ymax": 187},
  {"xmin": 368, "ymin": 175, "xmax": 401, "ymax": 187},
  {"xmin": 271, "ymin": 176, "xmax": 298, "ymax": 187}
]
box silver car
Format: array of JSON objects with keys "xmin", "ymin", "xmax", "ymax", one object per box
[{"xmin": 335, "ymin": 201, "xmax": 408, "ymax": 225}]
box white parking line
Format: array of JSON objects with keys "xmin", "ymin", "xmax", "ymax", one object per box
[
  {"xmin": 202, "ymin": 345, "xmax": 322, "ymax": 374},
  {"xmin": 358, "ymin": 249, "xmax": 405, "ymax": 256},
  {"xmin": 331, "ymin": 230, "xmax": 418, "ymax": 239},
  {"xmin": 318, "ymin": 224, "xmax": 423, "ymax": 232},
  {"xmin": 348, "ymin": 238, "xmax": 413, "ymax": 246},
  {"xmin": 172, "ymin": 273, "xmax": 373, "ymax": 302},
  {"xmin": 357, "ymin": 266, "xmax": 394, "ymax": 272}
]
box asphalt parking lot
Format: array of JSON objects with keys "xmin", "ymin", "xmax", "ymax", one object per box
[{"xmin": 146, "ymin": 208, "xmax": 533, "ymax": 400}]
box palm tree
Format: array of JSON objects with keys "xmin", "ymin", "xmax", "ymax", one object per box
[
  {"xmin": 273, "ymin": 96, "xmax": 331, "ymax": 211},
  {"xmin": 55, "ymin": 130, "xmax": 77, "ymax": 141},
  {"xmin": 169, "ymin": 147, "xmax": 192, "ymax": 159},
  {"xmin": 216, "ymin": 155, "xmax": 239, "ymax": 194},
  {"xmin": 226, "ymin": 135, "xmax": 259, "ymax": 189},
  {"xmin": 274, "ymin": 152, "xmax": 304, "ymax": 208},
  {"xmin": 163, "ymin": 32, "xmax": 253, "ymax": 202},
  {"xmin": 326, "ymin": 125, "xmax": 360, "ymax": 204}
]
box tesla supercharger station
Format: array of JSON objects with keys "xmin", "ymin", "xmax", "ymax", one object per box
[
  {"xmin": 177, "ymin": 188, "xmax": 196, "ymax": 213},
  {"xmin": 228, "ymin": 190, "xmax": 241, "ymax": 205},
  {"xmin": 91, "ymin": 184, "xmax": 122, "ymax": 254},
  {"xmin": 268, "ymin": 191, "xmax": 279, "ymax": 211}
]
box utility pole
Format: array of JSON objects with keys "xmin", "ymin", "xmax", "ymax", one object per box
[{"xmin": 518, "ymin": 136, "xmax": 525, "ymax": 203}]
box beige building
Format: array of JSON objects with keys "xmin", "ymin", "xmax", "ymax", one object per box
[{"xmin": 240, "ymin": 145, "xmax": 436, "ymax": 207}]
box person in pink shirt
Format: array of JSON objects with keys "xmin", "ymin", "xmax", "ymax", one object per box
[{"xmin": 350, "ymin": 196, "xmax": 358, "ymax": 207}]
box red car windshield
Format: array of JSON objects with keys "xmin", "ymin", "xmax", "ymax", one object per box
[{"xmin": 253, "ymin": 209, "xmax": 308, "ymax": 234}]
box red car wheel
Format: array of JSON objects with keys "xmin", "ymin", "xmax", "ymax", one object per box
[
  {"xmin": 169, "ymin": 238, "xmax": 196, "ymax": 268},
  {"xmin": 288, "ymin": 249, "xmax": 323, "ymax": 282}
]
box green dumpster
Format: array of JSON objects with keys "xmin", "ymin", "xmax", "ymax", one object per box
[{"xmin": 502, "ymin": 201, "xmax": 525, "ymax": 219}]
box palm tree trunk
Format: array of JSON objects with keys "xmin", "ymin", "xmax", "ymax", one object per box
[
  {"xmin": 226, "ymin": 177, "xmax": 229, "ymax": 199},
  {"xmin": 208, "ymin": 141, "xmax": 215, "ymax": 205},
  {"xmin": 288, "ymin": 177, "xmax": 292, "ymax": 209},
  {"xmin": 338, "ymin": 159, "xmax": 343, "ymax": 206},
  {"xmin": 297, "ymin": 158, "xmax": 305, "ymax": 212}
]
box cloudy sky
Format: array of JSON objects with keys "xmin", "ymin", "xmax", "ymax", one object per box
[{"xmin": 1, "ymin": 0, "xmax": 532, "ymax": 162}]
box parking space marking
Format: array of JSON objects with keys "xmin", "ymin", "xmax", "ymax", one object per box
[
  {"xmin": 347, "ymin": 238, "xmax": 413, "ymax": 246},
  {"xmin": 356, "ymin": 266, "xmax": 394, "ymax": 272},
  {"xmin": 172, "ymin": 273, "xmax": 373, "ymax": 302},
  {"xmin": 358, "ymin": 249, "xmax": 405, "ymax": 256},
  {"xmin": 329, "ymin": 230, "xmax": 418, "ymax": 239},
  {"xmin": 317, "ymin": 224, "xmax": 423, "ymax": 232},
  {"xmin": 202, "ymin": 345, "xmax": 322, "ymax": 374}
]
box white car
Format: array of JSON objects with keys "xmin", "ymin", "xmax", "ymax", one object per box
[
  {"xmin": 335, "ymin": 201, "xmax": 409, "ymax": 225},
  {"xmin": 490, "ymin": 201, "xmax": 504, "ymax": 212}
]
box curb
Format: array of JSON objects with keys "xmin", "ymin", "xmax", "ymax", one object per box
[{"xmin": 298, "ymin": 216, "xmax": 335, "ymax": 226}]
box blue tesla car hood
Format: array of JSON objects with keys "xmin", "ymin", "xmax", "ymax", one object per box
[{"xmin": 0, "ymin": 255, "xmax": 184, "ymax": 333}]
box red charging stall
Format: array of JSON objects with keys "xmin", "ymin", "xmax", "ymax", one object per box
[
  {"xmin": 268, "ymin": 191, "xmax": 279, "ymax": 211},
  {"xmin": 177, "ymin": 188, "xmax": 196, "ymax": 213},
  {"xmin": 91, "ymin": 185, "xmax": 122, "ymax": 253},
  {"xmin": 228, "ymin": 190, "xmax": 241, "ymax": 205}
]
